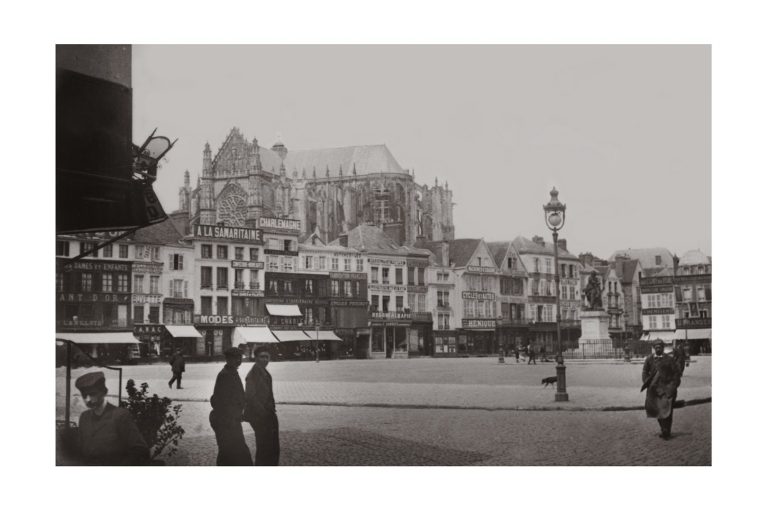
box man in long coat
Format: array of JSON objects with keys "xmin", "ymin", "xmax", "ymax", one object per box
[
  {"xmin": 168, "ymin": 350, "xmax": 185, "ymax": 389},
  {"xmin": 642, "ymin": 341, "xmax": 683, "ymax": 439},
  {"xmin": 75, "ymin": 371, "xmax": 149, "ymax": 465},
  {"xmin": 209, "ymin": 347, "xmax": 252, "ymax": 465},
  {"xmin": 244, "ymin": 346, "xmax": 280, "ymax": 465}
]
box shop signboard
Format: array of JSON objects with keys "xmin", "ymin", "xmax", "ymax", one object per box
[
  {"xmin": 462, "ymin": 318, "xmax": 497, "ymax": 329},
  {"xmin": 258, "ymin": 217, "xmax": 301, "ymax": 232},
  {"xmin": 462, "ymin": 291, "xmax": 496, "ymax": 300},
  {"xmin": 466, "ymin": 265, "xmax": 498, "ymax": 274},
  {"xmin": 231, "ymin": 260, "xmax": 265, "ymax": 269},
  {"xmin": 231, "ymin": 289, "xmax": 264, "ymax": 297},
  {"xmin": 194, "ymin": 224, "xmax": 262, "ymax": 243},
  {"xmin": 369, "ymin": 284, "xmax": 407, "ymax": 293}
]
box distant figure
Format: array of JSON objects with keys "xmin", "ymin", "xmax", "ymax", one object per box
[
  {"xmin": 540, "ymin": 345, "xmax": 547, "ymax": 362},
  {"xmin": 168, "ymin": 350, "xmax": 185, "ymax": 389},
  {"xmin": 527, "ymin": 344, "xmax": 537, "ymax": 365},
  {"xmin": 210, "ymin": 347, "xmax": 252, "ymax": 465},
  {"xmin": 75, "ymin": 371, "xmax": 148, "ymax": 465},
  {"xmin": 244, "ymin": 346, "xmax": 280, "ymax": 465},
  {"xmin": 641, "ymin": 341, "xmax": 682, "ymax": 440},
  {"xmin": 514, "ymin": 346, "xmax": 520, "ymax": 363}
]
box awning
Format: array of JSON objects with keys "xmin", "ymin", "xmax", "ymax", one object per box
[
  {"xmin": 303, "ymin": 330, "xmax": 343, "ymax": 342},
  {"xmin": 56, "ymin": 332, "xmax": 140, "ymax": 345},
  {"xmin": 233, "ymin": 327, "xmax": 279, "ymax": 344},
  {"xmin": 165, "ymin": 325, "xmax": 202, "ymax": 338},
  {"xmin": 265, "ymin": 304, "xmax": 302, "ymax": 317},
  {"xmin": 642, "ymin": 331, "xmax": 677, "ymax": 343},
  {"xmin": 271, "ymin": 330, "xmax": 312, "ymax": 342},
  {"xmin": 674, "ymin": 328, "xmax": 711, "ymax": 340}
]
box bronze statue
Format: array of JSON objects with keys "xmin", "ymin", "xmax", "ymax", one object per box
[{"xmin": 583, "ymin": 270, "xmax": 603, "ymax": 309}]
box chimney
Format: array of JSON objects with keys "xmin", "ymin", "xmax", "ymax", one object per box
[
  {"xmin": 339, "ymin": 232, "xmax": 348, "ymax": 248},
  {"xmin": 557, "ymin": 239, "xmax": 567, "ymax": 252},
  {"xmin": 441, "ymin": 239, "xmax": 450, "ymax": 266},
  {"xmin": 414, "ymin": 234, "xmax": 426, "ymax": 248},
  {"xmin": 673, "ymin": 254, "xmax": 680, "ymax": 276}
]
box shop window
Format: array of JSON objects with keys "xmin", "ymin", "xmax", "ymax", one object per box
[
  {"xmin": 268, "ymin": 280, "xmax": 278, "ymax": 295},
  {"xmin": 283, "ymin": 280, "xmax": 293, "ymax": 294},
  {"xmin": 372, "ymin": 329, "xmax": 384, "ymax": 352},
  {"xmin": 305, "ymin": 279, "xmax": 314, "ymax": 294},
  {"xmin": 216, "ymin": 267, "xmax": 228, "ymax": 290},
  {"xmin": 133, "ymin": 305, "xmax": 144, "ymax": 324},
  {"xmin": 201, "ymin": 296, "xmax": 212, "ymax": 315},
  {"xmin": 216, "ymin": 297, "xmax": 228, "ymax": 316},
  {"xmin": 201, "ymin": 267, "xmax": 212, "ymax": 289},
  {"xmin": 56, "ymin": 240, "xmax": 70, "ymax": 257},
  {"xmin": 134, "ymin": 275, "xmax": 144, "ymax": 294}
]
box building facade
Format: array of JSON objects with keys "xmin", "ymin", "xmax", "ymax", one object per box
[
  {"xmin": 673, "ymin": 250, "xmax": 712, "ymax": 354},
  {"xmin": 639, "ymin": 269, "xmax": 677, "ymax": 346}
]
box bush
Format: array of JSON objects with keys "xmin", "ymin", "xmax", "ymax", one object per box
[{"xmin": 121, "ymin": 379, "xmax": 185, "ymax": 460}]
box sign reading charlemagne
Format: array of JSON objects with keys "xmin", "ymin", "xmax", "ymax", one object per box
[{"xmin": 194, "ymin": 224, "xmax": 263, "ymax": 242}]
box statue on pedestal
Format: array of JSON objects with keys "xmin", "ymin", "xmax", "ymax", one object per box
[{"xmin": 583, "ymin": 270, "xmax": 604, "ymax": 310}]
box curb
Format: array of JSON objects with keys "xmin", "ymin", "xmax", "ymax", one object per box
[{"xmin": 107, "ymin": 395, "xmax": 711, "ymax": 413}]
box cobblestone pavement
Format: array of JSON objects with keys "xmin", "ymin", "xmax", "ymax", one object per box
[
  {"xmin": 56, "ymin": 357, "xmax": 711, "ymax": 465},
  {"xmin": 56, "ymin": 356, "xmax": 711, "ymax": 414},
  {"xmin": 165, "ymin": 402, "xmax": 711, "ymax": 466}
]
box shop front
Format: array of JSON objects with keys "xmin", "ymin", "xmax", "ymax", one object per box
[
  {"xmin": 331, "ymin": 298, "xmax": 369, "ymax": 358},
  {"xmin": 460, "ymin": 319, "xmax": 498, "ymax": 355},
  {"xmin": 369, "ymin": 311, "xmax": 411, "ymax": 359},
  {"xmin": 193, "ymin": 314, "xmax": 266, "ymax": 358},
  {"xmin": 409, "ymin": 312, "xmax": 433, "ymax": 356},
  {"xmin": 133, "ymin": 323, "xmax": 164, "ymax": 357},
  {"xmin": 233, "ymin": 326, "xmax": 279, "ymax": 359},
  {"xmin": 164, "ymin": 324, "xmax": 203, "ymax": 356},
  {"xmin": 496, "ymin": 319, "xmax": 528, "ymax": 354},
  {"xmin": 55, "ymin": 331, "xmax": 142, "ymax": 365},
  {"xmin": 674, "ymin": 317, "xmax": 712, "ymax": 355}
]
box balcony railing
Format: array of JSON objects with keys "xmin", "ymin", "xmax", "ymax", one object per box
[{"xmin": 234, "ymin": 282, "xmax": 245, "ymax": 290}]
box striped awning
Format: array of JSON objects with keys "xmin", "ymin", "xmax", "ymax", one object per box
[
  {"xmin": 56, "ymin": 332, "xmax": 140, "ymax": 345},
  {"xmin": 265, "ymin": 304, "xmax": 302, "ymax": 317},
  {"xmin": 271, "ymin": 330, "xmax": 312, "ymax": 342},
  {"xmin": 234, "ymin": 327, "xmax": 279, "ymax": 344},
  {"xmin": 303, "ymin": 330, "xmax": 342, "ymax": 342},
  {"xmin": 164, "ymin": 325, "xmax": 202, "ymax": 338}
]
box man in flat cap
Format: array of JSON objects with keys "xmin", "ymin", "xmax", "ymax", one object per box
[
  {"xmin": 75, "ymin": 371, "xmax": 149, "ymax": 465},
  {"xmin": 642, "ymin": 341, "xmax": 683, "ymax": 440},
  {"xmin": 209, "ymin": 347, "xmax": 252, "ymax": 465},
  {"xmin": 244, "ymin": 346, "xmax": 280, "ymax": 465}
]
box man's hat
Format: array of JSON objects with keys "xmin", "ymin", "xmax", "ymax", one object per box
[
  {"xmin": 75, "ymin": 371, "xmax": 107, "ymax": 395},
  {"xmin": 224, "ymin": 347, "xmax": 243, "ymax": 358},
  {"xmin": 653, "ymin": 340, "xmax": 665, "ymax": 348}
]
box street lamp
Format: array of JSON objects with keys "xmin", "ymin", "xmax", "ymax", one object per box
[{"xmin": 544, "ymin": 187, "xmax": 568, "ymax": 402}]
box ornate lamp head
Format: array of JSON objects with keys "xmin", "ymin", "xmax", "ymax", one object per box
[{"xmin": 543, "ymin": 187, "xmax": 566, "ymax": 232}]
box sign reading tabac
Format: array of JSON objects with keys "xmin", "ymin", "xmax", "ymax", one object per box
[
  {"xmin": 194, "ymin": 224, "xmax": 262, "ymax": 242},
  {"xmin": 258, "ymin": 217, "xmax": 301, "ymax": 232}
]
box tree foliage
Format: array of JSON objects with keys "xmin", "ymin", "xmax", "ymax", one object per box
[{"xmin": 121, "ymin": 379, "xmax": 185, "ymax": 460}]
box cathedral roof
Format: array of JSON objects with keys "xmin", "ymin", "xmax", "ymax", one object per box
[
  {"xmin": 282, "ymin": 144, "xmax": 405, "ymax": 176},
  {"xmin": 333, "ymin": 224, "xmax": 430, "ymax": 257}
]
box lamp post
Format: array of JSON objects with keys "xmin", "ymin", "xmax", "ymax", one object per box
[
  {"xmin": 544, "ymin": 187, "xmax": 568, "ymax": 402},
  {"xmin": 316, "ymin": 321, "xmax": 320, "ymax": 363}
]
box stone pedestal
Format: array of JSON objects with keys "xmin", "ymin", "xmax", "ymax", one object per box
[{"xmin": 578, "ymin": 309, "xmax": 614, "ymax": 356}]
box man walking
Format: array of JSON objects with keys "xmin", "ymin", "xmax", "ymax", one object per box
[
  {"xmin": 642, "ymin": 341, "xmax": 682, "ymax": 440},
  {"xmin": 527, "ymin": 343, "xmax": 536, "ymax": 365},
  {"xmin": 209, "ymin": 347, "xmax": 252, "ymax": 465},
  {"xmin": 244, "ymin": 346, "xmax": 280, "ymax": 465},
  {"xmin": 168, "ymin": 350, "xmax": 185, "ymax": 389},
  {"xmin": 74, "ymin": 371, "xmax": 149, "ymax": 465}
]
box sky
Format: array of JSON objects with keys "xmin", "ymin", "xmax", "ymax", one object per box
[{"xmin": 132, "ymin": 45, "xmax": 711, "ymax": 259}]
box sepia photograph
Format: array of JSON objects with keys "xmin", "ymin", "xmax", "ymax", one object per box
[{"xmin": 54, "ymin": 43, "xmax": 712, "ymax": 467}]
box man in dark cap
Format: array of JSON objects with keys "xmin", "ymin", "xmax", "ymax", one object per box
[
  {"xmin": 209, "ymin": 347, "xmax": 252, "ymax": 465},
  {"xmin": 168, "ymin": 349, "xmax": 186, "ymax": 389},
  {"xmin": 75, "ymin": 371, "xmax": 149, "ymax": 465},
  {"xmin": 642, "ymin": 341, "xmax": 683, "ymax": 440},
  {"xmin": 244, "ymin": 346, "xmax": 280, "ymax": 465}
]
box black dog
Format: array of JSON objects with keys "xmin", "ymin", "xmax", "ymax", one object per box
[{"xmin": 542, "ymin": 376, "xmax": 558, "ymax": 388}]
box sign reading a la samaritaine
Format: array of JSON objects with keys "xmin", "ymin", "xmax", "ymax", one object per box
[
  {"xmin": 194, "ymin": 224, "xmax": 263, "ymax": 242},
  {"xmin": 258, "ymin": 217, "xmax": 301, "ymax": 232}
]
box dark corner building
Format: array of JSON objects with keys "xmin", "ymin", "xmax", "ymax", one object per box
[{"xmin": 673, "ymin": 250, "xmax": 712, "ymax": 355}]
